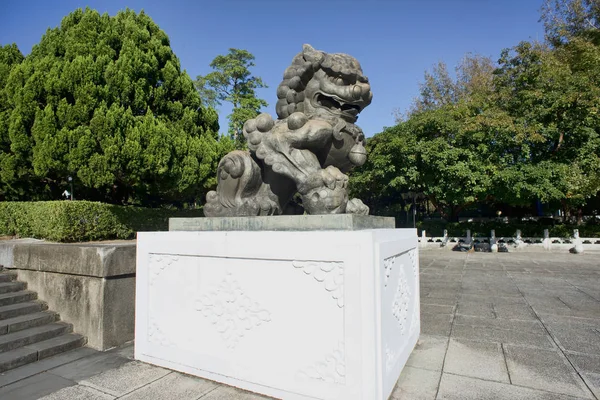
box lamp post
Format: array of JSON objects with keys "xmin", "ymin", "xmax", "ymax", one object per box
[
  {"xmin": 401, "ymin": 191, "xmax": 424, "ymax": 229},
  {"xmin": 68, "ymin": 176, "xmax": 74, "ymax": 201},
  {"xmin": 401, "ymin": 191, "xmax": 416, "ymax": 228}
]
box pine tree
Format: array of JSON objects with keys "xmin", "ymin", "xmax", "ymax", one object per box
[{"xmin": 0, "ymin": 8, "xmax": 220, "ymax": 205}]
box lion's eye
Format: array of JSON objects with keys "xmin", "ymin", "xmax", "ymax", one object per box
[{"xmin": 328, "ymin": 75, "xmax": 346, "ymax": 86}]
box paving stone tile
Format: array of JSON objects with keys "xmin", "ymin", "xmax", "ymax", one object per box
[
  {"xmin": 108, "ymin": 342, "xmax": 134, "ymax": 360},
  {"xmin": 38, "ymin": 384, "xmax": 115, "ymax": 399},
  {"xmin": 79, "ymin": 361, "xmax": 170, "ymax": 397},
  {"xmin": 49, "ymin": 351, "xmax": 131, "ymax": 382},
  {"xmin": 453, "ymin": 315, "xmax": 546, "ymax": 333},
  {"xmin": 504, "ymin": 345, "xmax": 593, "ymax": 398},
  {"xmin": 461, "ymin": 288, "xmax": 522, "ymax": 298},
  {"xmin": 566, "ymin": 352, "xmax": 600, "ymax": 374},
  {"xmin": 423, "ymin": 291, "xmax": 460, "ymax": 301},
  {"xmin": 456, "ymin": 302, "xmax": 495, "ymax": 318},
  {"xmin": 540, "ymin": 314, "xmax": 600, "ymax": 330},
  {"xmin": 459, "ymin": 293, "xmax": 529, "ymax": 305},
  {"xmin": 581, "ymin": 372, "xmax": 600, "ymax": 399},
  {"xmin": 436, "ymin": 373, "xmax": 587, "ymax": 400},
  {"xmin": 421, "ymin": 303, "xmax": 454, "ymax": 315},
  {"xmin": 405, "ymin": 334, "xmax": 448, "ymax": 371},
  {"xmin": 420, "ymin": 296, "xmax": 458, "ymax": 307},
  {"xmin": 451, "ymin": 324, "xmax": 555, "ymax": 349},
  {"xmin": 579, "ymin": 287, "xmax": 600, "ymax": 301},
  {"xmin": 534, "ymin": 304, "xmax": 600, "ymax": 319},
  {"xmin": 0, "ymin": 347, "xmax": 97, "ymax": 388},
  {"xmin": 199, "ymin": 384, "xmax": 272, "ymax": 399},
  {"xmin": 0, "ymin": 372, "xmax": 75, "ymax": 400},
  {"xmin": 390, "ymin": 366, "xmax": 440, "ymax": 400},
  {"xmin": 562, "ymin": 353, "xmax": 600, "ymax": 398},
  {"xmin": 120, "ymin": 372, "xmax": 218, "ymax": 400},
  {"xmin": 493, "ymin": 302, "xmax": 537, "ymax": 320},
  {"xmin": 443, "ymin": 339, "xmax": 509, "ymax": 383},
  {"xmin": 421, "ymin": 313, "xmax": 453, "ymax": 336},
  {"xmin": 541, "ymin": 317, "xmax": 600, "ymax": 355}
]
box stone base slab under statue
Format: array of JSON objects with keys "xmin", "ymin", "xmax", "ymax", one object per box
[{"xmin": 135, "ymin": 216, "xmax": 419, "ymax": 400}]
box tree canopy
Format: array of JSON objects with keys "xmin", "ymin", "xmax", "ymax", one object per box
[
  {"xmin": 354, "ymin": 0, "xmax": 600, "ymax": 222},
  {"xmin": 0, "ymin": 8, "xmax": 221, "ymax": 206},
  {"xmin": 195, "ymin": 49, "xmax": 267, "ymax": 148}
]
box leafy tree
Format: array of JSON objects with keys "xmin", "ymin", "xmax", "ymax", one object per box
[
  {"xmin": 195, "ymin": 49, "xmax": 267, "ymax": 147},
  {"xmin": 396, "ymin": 54, "xmax": 495, "ymax": 120},
  {"xmin": 541, "ymin": 0, "xmax": 600, "ymax": 46},
  {"xmin": 357, "ymin": 0, "xmax": 600, "ymax": 223},
  {"xmin": 373, "ymin": 54, "xmax": 516, "ymax": 221},
  {"xmin": 0, "ymin": 44, "xmax": 25, "ymax": 200},
  {"xmin": 494, "ymin": 38, "xmax": 600, "ymax": 220},
  {"xmin": 0, "ymin": 8, "xmax": 221, "ymax": 206},
  {"xmin": 356, "ymin": 99, "xmax": 524, "ymax": 222},
  {"xmin": 350, "ymin": 130, "xmax": 417, "ymax": 216}
]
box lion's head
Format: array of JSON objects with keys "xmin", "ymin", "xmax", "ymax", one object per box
[{"xmin": 275, "ymin": 44, "xmax": 373, "ymax": 124}]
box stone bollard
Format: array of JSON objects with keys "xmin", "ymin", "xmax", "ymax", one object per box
[
  {"xmin": 571, "ymin": 229, "xmax": 584, "ymax": 254},
  {"xmin": 441, "ymin": 229, "xmax": 449, "ymax": 247},
  {"xmin": 543, "ymin": 229, "xmax": 550, "ymax": 251},
  {"xmin": 514, "ymin": 229, "xmax": 524, "ymax": 249},
  {"xmin": 490, "ymin": 230, "xmax": 498, "ymax": 252},
  {"xmin": 466, "ymin": 229, "xmax": 472, "ymax": 243},
  {"xmin": 420, "ymin": 230, "xmax": 427, "ymax": 248}
]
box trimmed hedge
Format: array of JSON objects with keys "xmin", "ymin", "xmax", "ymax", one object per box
[
  {"xmin": 0, "ymin": 201, "xmax": 204, "ymax": 242},
  {"xmin": 417, "ymin": 220, "xmax": 600, "ymax": 238}
]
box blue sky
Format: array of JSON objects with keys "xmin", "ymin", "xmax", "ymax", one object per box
[{"xmin": 0, "ymin": 0, "xmax": 545, "ymax": 137}]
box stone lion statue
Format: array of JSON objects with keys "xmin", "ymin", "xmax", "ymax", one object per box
[{"xmin": 204, "ymin": 44, "xmax": 372, "ymax": 217}]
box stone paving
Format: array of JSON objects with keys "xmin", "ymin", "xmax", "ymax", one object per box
[{"xmin": 0, "ymin": 250, "xmax": 598, "ymax": 399}]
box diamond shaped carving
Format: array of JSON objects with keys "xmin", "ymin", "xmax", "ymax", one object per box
[
  {"xmin": 195, "ymin": 272, "xmax": 271, "ymax": 349},
  {"xmin": 392, "ymin": 268, "xmax": 410, "ymax": 334}
]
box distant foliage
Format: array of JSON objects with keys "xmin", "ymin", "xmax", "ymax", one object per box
[
  {"xmin": 395, "ymin": 54, "xmax": 495, "ymax": 120},
  {"xmin": 195, "ymin": 49, "xmax": 267, "ymax": 148},
  {"xmin": 541, "ymin": 0, "xmax": 600, "ymax": 46},
  {"xmin": 358, "ymin": 0, "xmax": 600, "ymax": 222},
  {"xmin": 0, "ymin": 8, "xmax": 221, "ymax": 206}
]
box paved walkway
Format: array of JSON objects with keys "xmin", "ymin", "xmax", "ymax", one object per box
[{"xmin": 0, "ymin": 250, "xmax": 598, "ymax": 399}]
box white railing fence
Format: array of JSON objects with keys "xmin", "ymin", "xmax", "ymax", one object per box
[{"xmin": 417, "ymin": 229, "xmax": 600, "ymax": 252}]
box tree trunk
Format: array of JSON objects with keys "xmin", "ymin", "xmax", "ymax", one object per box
[
  {"xmin": 560, "ymin": 199, "xmax": 569, "ymax": 224},
  {"xmin": 577, "ymin": 207, "xmax": 584, "ymax": 225},
  {"xmin": 447, "ymin": 207, "xmax": 460, "ymax": 223}
]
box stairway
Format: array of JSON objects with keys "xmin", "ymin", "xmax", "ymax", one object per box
[{"xmin": 0, "ymin": 266, "xmax": 86, "ymax": 373}]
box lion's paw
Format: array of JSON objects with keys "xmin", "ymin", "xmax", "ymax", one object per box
[
  {"xmin": 300, "ymin": 166, "xmax": 350, "ymax": 214},
  {"xmin": 346, "ymin": 198, "xmax": 369, "ymax": 215}
]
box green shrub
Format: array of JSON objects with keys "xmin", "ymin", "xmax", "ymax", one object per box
[{"xmin": 0, "ymin": 201, "xmax": 204, "ymax": 242}]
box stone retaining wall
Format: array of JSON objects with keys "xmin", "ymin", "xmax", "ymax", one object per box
[{"xmin": 0, "ymin": 239, "xmax": 136, "ymax": 350}]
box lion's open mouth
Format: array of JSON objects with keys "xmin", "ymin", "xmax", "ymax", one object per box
[{"xmin": 315, "ymin": 93, "xmax": 361, "ymax": 117}]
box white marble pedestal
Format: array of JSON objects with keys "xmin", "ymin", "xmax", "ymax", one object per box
[{"xmin": 135, "ymin": 228, "xmax": 419, "ymax": 400}]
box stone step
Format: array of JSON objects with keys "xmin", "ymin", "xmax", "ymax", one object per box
[
  {"xmin": 0, "ymin": 347, "xmax": 37, "ymax": 373},
  {"xmin": 0, "ymin": 290, "xmax": 37, "ymax": 307},
  {"xmin": 0, "ymin": 281, "xmax": 26, "ymax": 295},
  {"xmin": 0, "ymin": 311, "xmax": 59, "ymax": 335},
  {"xmin": 0, "ymin": 271, "xmax": 17, "ymax": 283},
  {"xmin": 0, "ymin": 301, "xmax": 48, "ymax": 321},
  {"xmin": 25, "ymin": 333, "xmax": 86, "ymax": 360},
  {"xmin": 0, "ymin": 322, "xmax": 72, "ymax": 353},
  {"xmin": 0, "ymin": 333, "xmax": 86, "ymax": 373}
]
